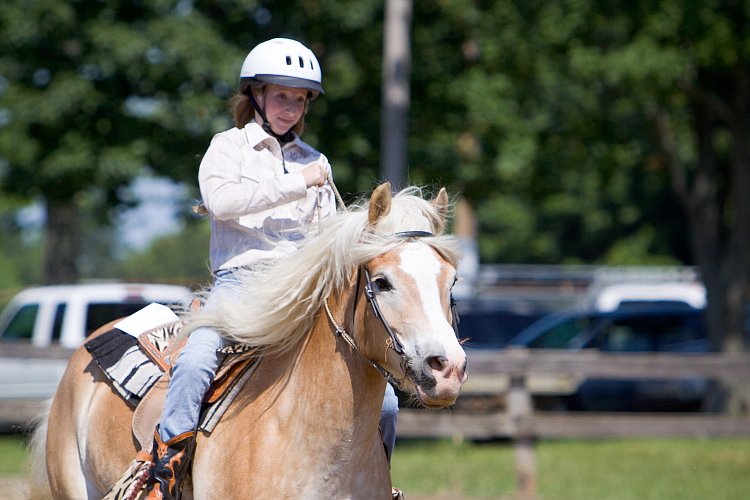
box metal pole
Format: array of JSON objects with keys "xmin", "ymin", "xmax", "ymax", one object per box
[{"xmin": 380, "ymin": 0, "xmax": 412, "ymax": 190}]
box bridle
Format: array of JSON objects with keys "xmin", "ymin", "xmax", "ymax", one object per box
[{"xmin": 323, "ymin": 230, "xmax": 460, "ymax": 389}]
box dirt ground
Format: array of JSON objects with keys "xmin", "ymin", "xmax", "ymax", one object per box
[
  {"xmin": 0, "ymin": 477, "xmax": 29, "ymax": 498},
  {"xmin": 1, "ymin": 476, "xmax": 506, "ymax": 499}
]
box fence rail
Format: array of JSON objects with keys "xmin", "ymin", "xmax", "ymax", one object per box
[
  {"xmin": 465, "ymin": 348, "xmax": 750, "ymax": 378},
  {"xmin": 397, "ymin": 410, "xmax": 750, "ymax": 439}
]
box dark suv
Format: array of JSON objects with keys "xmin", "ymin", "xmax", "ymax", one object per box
[
  {"xmin": 456, "ymin": 298, "xmax": 544, "ymax": 349},
  {"xmin": 506, "ymin": 303, "xmax": 715, "ymax": 411}
]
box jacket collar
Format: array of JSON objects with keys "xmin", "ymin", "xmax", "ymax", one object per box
[{"xmin": 243, "ymin": 120, "xmax": 301, "ymax": 150}]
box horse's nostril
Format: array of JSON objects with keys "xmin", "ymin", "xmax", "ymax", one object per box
[{"xmin": 426, "ymin": 355, "xmax": 447, "ymax": 372}]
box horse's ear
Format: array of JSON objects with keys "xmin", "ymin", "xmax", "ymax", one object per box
[
  {"xmin": 431, "ymin": 187, "xmax": 449, "ymax": 233},
  {"xmin": 368, "ymin": 182, "xmax": 392, "ymax": 226}
]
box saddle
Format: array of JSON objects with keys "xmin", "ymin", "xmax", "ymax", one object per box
[
  {"xmin": 85, "ymin": 304, "xmax": 261, "ymax": 500},
  {"xmin": 86, "ymin": 317, "xmax": 260, "ymax": 448}
]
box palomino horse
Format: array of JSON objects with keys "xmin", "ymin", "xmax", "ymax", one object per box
[{"xmin": 30, "ymin": 183, "xmax": 467, "ymax": 499}]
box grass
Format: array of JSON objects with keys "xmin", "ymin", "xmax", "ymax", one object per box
[
  {"xmin": 390, "ymin": 437, "xmax": 750, "ymax": 499},
  {"xmin": 392, "ymin": 438, "xmax": 517, "ymax": 497},
  {"xmin": 3, "ymin": 434, "xmax": 749, "ymax": 498},
  {"xmin": 0, "ymin": 434, "xmax": 29, "ymax": 477}
]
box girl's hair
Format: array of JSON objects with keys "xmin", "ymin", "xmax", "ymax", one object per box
[{"xmin": 230, "ymin": 82, "xmax": 306, "ymax": 136}]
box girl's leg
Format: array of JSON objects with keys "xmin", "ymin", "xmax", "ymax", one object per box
[
  {"xmin": 380, "ymin": 382, "xmax": 399, "ymax": 462},
  {"xmin": 159, "ymin": 326, "xmax": 225, "ymax": 441}
]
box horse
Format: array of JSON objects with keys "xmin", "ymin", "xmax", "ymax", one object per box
[{"xmin": 29, "ymin": 183, "xmax": 468, "ymax": 499}]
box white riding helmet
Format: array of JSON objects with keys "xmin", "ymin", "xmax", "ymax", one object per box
[{"xmin": 240, "ymin": 38, "xmax": 324, "ymax": 97}]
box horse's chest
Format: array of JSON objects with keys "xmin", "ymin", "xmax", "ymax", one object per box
[{"xmin": 191, "ymin": 437, "xmax": 390, "ymax": 498}]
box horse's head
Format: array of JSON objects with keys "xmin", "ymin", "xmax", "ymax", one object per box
[{"xmin": 355, "ymin": 183, "xmax": 468, "ymax": 408}]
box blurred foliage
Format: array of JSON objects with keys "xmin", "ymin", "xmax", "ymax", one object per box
[
  {"xmin": 0, "ymin": 0, "xmax": 748, "ymax": 293},
  {"xmin": 108, "ymin": 218, "xmax": 212, "ymax": 289},
  {"xmin": 408, "ymin": 0, "xmax": 699, "ymax": 265},
  {"xmin": 0, "ymin": 200, "xmax": 42, "ymax": 289}
]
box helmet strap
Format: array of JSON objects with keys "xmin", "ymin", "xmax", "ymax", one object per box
[{"xmin": 244, "ymin": 88, "xmax": 295, "ymax": 144}]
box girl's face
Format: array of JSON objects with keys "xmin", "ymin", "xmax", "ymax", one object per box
[{"xmin": 256, "ymin": 84, "xmax": 308, "ymax": 136}]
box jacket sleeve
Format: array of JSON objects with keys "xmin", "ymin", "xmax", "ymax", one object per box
[{"xmin": 198, "ymin": 134, "xmax": 308, "ymax": 221}]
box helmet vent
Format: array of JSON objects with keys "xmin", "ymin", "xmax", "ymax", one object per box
[
  {"xmin": 298, "ymin": 56, "xmax": 305, "ymax": 68},
  {"xmin": 285, "ymin": 56, "xmax": 292, "ymax": 65}
]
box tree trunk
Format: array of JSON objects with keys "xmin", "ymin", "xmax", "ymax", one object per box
[
  {"xmin": 655, "ymin": 106, "xmax": 723, "ymax": 350},
  {"xmin": 723, "ymin": 65, "xmax": 750, "ymax": 354},
  {"xmin": 655, "ymin": 84, "xmax": 749, "ymax": 415},
  {"xmin": 43, "ymin": 198, "xmax": 81, "ymax": 284}
]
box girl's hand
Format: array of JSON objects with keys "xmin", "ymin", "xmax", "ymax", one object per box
[{"xmin": 302, "ymin": 161, "xmax": 328, "ymax": 188}]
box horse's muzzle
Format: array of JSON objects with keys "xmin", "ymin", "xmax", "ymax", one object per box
[{"xmin": 408, "ymin": 350, "xmax": 467, "ymax": 408}]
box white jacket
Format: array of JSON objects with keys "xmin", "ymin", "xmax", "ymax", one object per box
[{"xmin": 198, "ymin": 121, "xmax": 336, "ymax": 272}]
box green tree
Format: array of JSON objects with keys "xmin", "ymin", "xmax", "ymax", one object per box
[
  {"xmin": 0, "ymin": 0, "xmax": 241, "ymax": 283},
  {"xmin": 623, "ymin": 1, "xmax": 750, "ymax": 354},
  {"xmin": 0, "ymin": 198, "xmax": 43, "ymax": 289},
  {"xmin": 406, "ymin": 0, "xmax": 750, "ymax": 352},
  {"xmin": 409, "ymin": 1, "xmax": 685, "ymax": 264},
  {"xmin": 113, "ymin": 218, "xmax": 211, "ymax": 288},
  {"xmin": 0, "ymin": 0, "xmax": 389, "ymax": 285}
]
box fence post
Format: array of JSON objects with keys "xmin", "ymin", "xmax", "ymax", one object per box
[{"xmin": 508, "ymin": 372, "xmax": 537, "ymax": 498}]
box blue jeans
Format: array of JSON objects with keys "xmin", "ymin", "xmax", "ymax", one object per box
[
  {"xmin": 159, "ymin": 272, "xmax": 231, "ymax": 442},
  {"xmin": 159, "ymin": 326, "xmax": 225, "ymax": 441},
  {"xmin": 381, "ymin": 382, "xmax": 399, "ymax": 462}
]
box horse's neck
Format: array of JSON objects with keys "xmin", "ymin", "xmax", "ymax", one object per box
[
  {"xmin": 296, "ymin": 304, "xmax": 387, "ymax": 421},
  {"xmin": 193, "ymin": 289, "xmax": 392, "ymax": 494},
  {"xmin": 277, "ymin": 294, "xmax": 387, "ymax": 454}
]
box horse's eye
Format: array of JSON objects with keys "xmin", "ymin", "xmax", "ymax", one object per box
[{"xmin": 374, "ymin": 277, "xmax": 392, "ymax": 292}]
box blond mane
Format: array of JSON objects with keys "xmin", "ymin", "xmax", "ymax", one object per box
[{"xmin": 185, "ymin": 186, "xmax": 460, "ymax": 355}]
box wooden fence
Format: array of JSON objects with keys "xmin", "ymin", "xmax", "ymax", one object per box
[
  {"xmin": 4, "ymin": 344, "xmax": 750, "ymax": 495},
  {"xmin": 396, "ymin": 348, "xmax": 750, "ymax": 496}
]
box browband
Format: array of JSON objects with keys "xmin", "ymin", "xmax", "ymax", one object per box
[{"xmin": 392, "ymin": 230, "xmax": 434, "ymax": 238}]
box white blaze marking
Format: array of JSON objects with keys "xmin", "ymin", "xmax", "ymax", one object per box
[{"xmin": 397, "ymin": 244, "xmax": 460, "ymax": 356}]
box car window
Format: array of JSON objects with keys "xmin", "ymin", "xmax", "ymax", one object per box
[
  {"xmin": 595, "ymin": 323, "xmax": 655, "ymax": 351},
  {"xmin": 85, "ymin": 302, "xmax": 152, "ymax": 336},
  {"xmin": 51, "ymin": 303, "xmax": 65, "ymax": 343},
  {"xmin": 528, "ymin": 316, "xmax": 596, "ymax": 348},
  {"xmin": 587, "ymin": 313, "xmax": 705, "ymax": 352},
  {"xmin": 0, "ymin": 304, "xmax": 38, "ymax": 342},
  {"xmin": 460, "ymin": 310, "xmax": 542, "ymax": 349},
  {"xmin": 655, "ymin": 314, "xmax": 706, "ymax": 351}
]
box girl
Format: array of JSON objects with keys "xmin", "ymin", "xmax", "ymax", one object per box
[{"xmin": 147, "ymin": 38, "xmax": 399, "ymax": 499}]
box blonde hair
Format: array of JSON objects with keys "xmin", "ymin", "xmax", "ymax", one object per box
[
  {"xmin": 230, "ymin": 84, "xmax": 306, "ymax": 136},
  {"xmin": 184, "ymin": 186, "xmax": 460, "ymax": 356}
]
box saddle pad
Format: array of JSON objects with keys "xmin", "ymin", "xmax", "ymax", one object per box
[
  {"xmin": 86, "ymin": 329, "xmax": 163, "ymax": 407},
  {"xmin": 87, "ymin": 325, "xmax": 263, "ymax": 431}
]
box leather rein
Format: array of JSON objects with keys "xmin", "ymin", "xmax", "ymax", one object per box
[{"xmin": 323, "ymin": 230, "xmax": 460, "ymax": 389}]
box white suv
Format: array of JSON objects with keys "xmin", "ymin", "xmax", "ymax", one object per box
[
  {"xmin": 0, "ymin": 283, "xmax": 191, "ymax": 409},
  {"xmin": 0, "ymin": 282, "xmax": 192, "ymax": 349},
  {"xmin": 591, "ymin": 281, "xmax": 706, "ymax": 312}
]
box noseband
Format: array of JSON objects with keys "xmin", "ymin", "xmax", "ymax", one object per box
[{"xmin": 323, "ymin": 230, "xmax": 460, "ymax": 389}]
